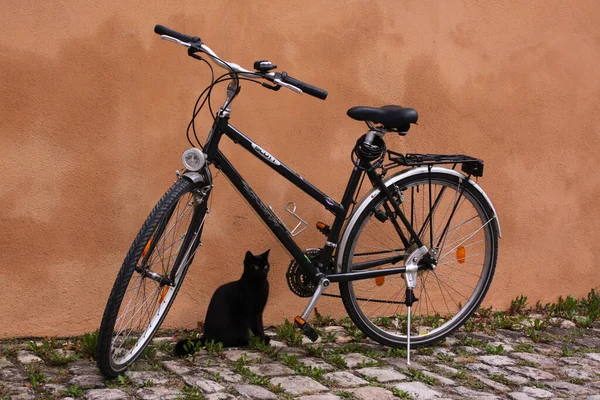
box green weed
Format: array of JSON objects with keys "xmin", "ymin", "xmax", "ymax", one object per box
[
  {"xmin": 484, "ymin": 344, "xmax": 505, "ymax": 355},
  {"xmin": 62, "ymin": 384, "xmax": 85, "ymax": 398},
  {"xmin": 248, "ymin": 336, "xmax": 279, "ymax": 358},
  {"xmin": 386, "ymin": 347, "xmax": 408, "ymax": 358},
  {"xmin": 508, "ymin": 295, "xmax": 528, "ymax": 316},
  {"xmin": 75, "ymin": 331, "xmax": 98, "ymax": 360},
  {"xmin": 391, "ymin": 387, "xmax": 413, "ymax": 398},
  {"xmin": 489, "ymin": 374, "xmax": 512, "ymax": 386},
  {"xmin": 312, "ymin": 311, "xmax": 336, "ymax": 327},
  {"xmin": 324, "ymin": 353, "xmax": 347, "ymax": 369},
  {"xmin": 275, "ymin": 319, "xmax": 304, "ymax": 347},
  {"xmin": 28, "ymin": 338, "xmax": 76, "ymax": 366},
  {"xmin": 177, "ymin": 385, "xmax": 206, "ymax": 399},
  {"xmin": 405, "ymin": 368, "xmax": 436, "ymax": 385},
  {"xmin": 513, "ymin": 343, "xmax": 534, "ymax": 353},
  {"xmin": 282, "ymin": 354, "xmax": 327, "ymax": 380},
  {"xmin": 26, "ymin": 364, "xmax": 47, "ymax": 388},
  {"xmin": 204, "ymin": 340, "xmax": 224, "ymax": 356}
]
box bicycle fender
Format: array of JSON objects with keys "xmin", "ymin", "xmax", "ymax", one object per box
[
  {"xmin": 335, "ymin": 166, "xmax": 501, "ymax": 273},
  {"xmin": 182, "ymin": 172, "xmax": 205, "ymax": 183},
  {"xmin": 181, "ymin": 165, "xmax": 213, "ymax": 185}
]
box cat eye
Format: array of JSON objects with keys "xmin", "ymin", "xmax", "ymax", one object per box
[{"xmin": 254, "ymin": 265, "xmax": 260, "ymax": 270}]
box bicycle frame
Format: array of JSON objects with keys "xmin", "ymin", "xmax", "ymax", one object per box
[{"xmin": 201, "ymin": 113, "xmax": 430, "ymax": 285}]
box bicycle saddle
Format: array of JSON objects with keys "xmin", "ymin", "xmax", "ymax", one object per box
[{"xmin": 347, "ymin": 105, "xmax": 418, "ymax": 132}]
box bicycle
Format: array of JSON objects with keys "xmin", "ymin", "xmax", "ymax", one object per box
[{"xmin": 96, "ymin": 24, "xmax": 501, "ymax": 378}]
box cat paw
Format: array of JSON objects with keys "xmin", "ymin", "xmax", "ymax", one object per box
[{"xmin": 261, "ymin": 336, "xmax": 271, "ymax": 345}]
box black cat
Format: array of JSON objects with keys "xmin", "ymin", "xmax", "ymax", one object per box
[{"xmin": 174, "ymin": 250, "xmax": 270, "ymax": 355}]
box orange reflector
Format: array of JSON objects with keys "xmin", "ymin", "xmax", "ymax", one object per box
[
  {"xmin": 159, "ymin": 286, "xmax": 169, "ymax": 303},
  {"xmin": 456, "ymin": 246, "xmax": 466, "ymax": 264},
  {"xmin": 142, "ymin": 237, "xmax": 153, "ymax": 258},
  {"xmin": 316, "ymin": 221, "xmax": 326, "ymax": 230},
  {"xmin": 375, "ymin": 267, "xmax": 385, "ymax": 286}
]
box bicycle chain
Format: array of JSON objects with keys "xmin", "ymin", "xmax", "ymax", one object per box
[{"xmin": 321, "ymin": 292, "xmax": 406, "ymax": 305}]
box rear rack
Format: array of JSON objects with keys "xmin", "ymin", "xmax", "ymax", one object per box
[{"xmin": 385, "ymin": 150, "xmax": 484, "ymax": 177}]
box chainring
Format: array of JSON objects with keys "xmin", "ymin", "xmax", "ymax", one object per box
[{"xmin": 286, "ymin": 249, "xmax": 322, "ymax": 298}]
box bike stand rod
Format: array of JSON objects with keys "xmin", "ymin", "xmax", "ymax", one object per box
[
  {"xmin": 300, "ymin": 278, "xmax": 330, "ymax": 320},
  {"xmin": 407, "ymin": 305, "xmax": 411, "ymax": 365}
]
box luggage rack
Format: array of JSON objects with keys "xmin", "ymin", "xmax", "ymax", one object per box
[{"xmin": 384, "ymin": 150, "xmax": 484, "ymax": 177}]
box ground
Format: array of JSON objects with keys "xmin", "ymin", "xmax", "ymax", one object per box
[{"xmin": 1, "ymin": 308, "xmax": 600, "ymax": 400}]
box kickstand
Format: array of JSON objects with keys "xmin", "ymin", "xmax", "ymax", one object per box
[
  {"xmin": 403, "ymin": 246, "xmax": 425, "ymax": 365},
  {"xmin": 405, "ymin": 287, "xmax": 418, "ymax": 365}
]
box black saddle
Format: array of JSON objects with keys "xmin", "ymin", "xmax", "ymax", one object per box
[{"xmin": 347, "ymin": 105, "xmax": 418, "ymax": 132}]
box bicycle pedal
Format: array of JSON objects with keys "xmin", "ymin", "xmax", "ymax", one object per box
[{"xmin": 294, "ymin": 316, "xmax": 319, "ymax": 342}]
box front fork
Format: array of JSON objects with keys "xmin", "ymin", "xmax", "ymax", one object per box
[{"xmin": 135, "ymin": 171, "xmax": 212, "ymax": 287}]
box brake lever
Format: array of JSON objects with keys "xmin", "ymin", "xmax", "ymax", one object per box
[
  {"xmin": 273, "ymin": 78, "xmax": 302, "ymax": 94},
  {"xmin": 160, "ymin": 35, "xmax": 191, "ymax": 48}
]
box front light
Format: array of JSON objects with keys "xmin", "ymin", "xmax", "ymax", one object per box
[{"xmin": 181, "ymin": 148, "xmax": 206, "ymax": 171}]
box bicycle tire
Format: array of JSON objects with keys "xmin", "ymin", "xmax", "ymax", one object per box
[
  {"xmin": 339, "ymin": 169, "xmax": 498, "ymax": 347},
  {"xmin": 97, "ymin": 177, "xmax": 209, "ymax": 378}
]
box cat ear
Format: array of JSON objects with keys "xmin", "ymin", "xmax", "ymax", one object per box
[
  {"xmin": 262, "ymin": 249, "xmax": 270, "ymax": 259},
  {"xmin": 245, "ymin": 250, "xmax": 254, "ymax": 261}
]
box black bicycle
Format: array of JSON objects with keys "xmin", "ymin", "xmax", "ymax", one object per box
[{"xmin": 97, "ymin": 24, "xmax": 501, "ymax": 378}]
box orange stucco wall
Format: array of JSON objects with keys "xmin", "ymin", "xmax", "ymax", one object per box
[{"xmin": 1, "ymin": 1, "xmax": 599, "ymax": 338}]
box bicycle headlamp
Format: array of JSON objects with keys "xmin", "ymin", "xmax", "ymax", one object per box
[{"xmin": 181, "ymin": 148, "xmax": 206, "ymax": 171}]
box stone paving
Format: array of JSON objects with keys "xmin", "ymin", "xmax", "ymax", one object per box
[{"xmin": 1, "ymin": 316, "xmax": 599, "ymax": 399}]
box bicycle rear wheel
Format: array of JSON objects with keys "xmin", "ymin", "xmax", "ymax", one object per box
[
  {"xmin": 97, "ymin": 177, "xmax": 209, "ymax": 378},
  {"xmin": 339, "ymin": 169, "xmax": 498, "ymax": 347}
]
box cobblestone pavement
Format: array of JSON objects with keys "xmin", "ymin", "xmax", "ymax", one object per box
[{"xmin": 1, "ymin": 317, "xmax": 599, "ymax": 399}]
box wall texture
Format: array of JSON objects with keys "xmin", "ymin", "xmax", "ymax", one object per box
[{"xmin": 1, "ymin": 0, "xmax": 599, "ymax": 337}]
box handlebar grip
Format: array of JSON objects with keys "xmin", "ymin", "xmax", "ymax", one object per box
[
  {"xmin": 154, "ymin": 24, "xmax": 197, "ymax": 43},
  {"xmin": 281, "ymin": 73, "xmax": 328, "ymax": 100}
]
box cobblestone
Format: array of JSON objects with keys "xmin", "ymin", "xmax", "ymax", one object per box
[
  {"xmin": 300, "ymin": 357, "xmax": 335, "ymax": 371},
  {"xmin": 511, "ymin": 352, "xmax": 556, "ymax": 368},
  {"xmin": 135, "ymin": 387, "xmax": 180, "ymax": 400},
  {"xmin": 85, "ymin": 388, "xmax": 130, "ymax": 400},
  {"xmin": 355, "ymin": 366, "xmax": 408, "ymax": 382},
  {"xmin": 0, "ymin": 315, "xmax": 598, "ymax": 400},
  {"xmin": 521, "ymin": 386, "xmax": 555, "ymax": 398},
  {"xmin": 342, "ymin": 352, "xmax": 378, "ymax": 368},
  {"xmin": 247, "ymin": 363, "xmax": 294, "ymax": 377},
  {"xmin": 393, "ymin": 381, "xmax": 444, "ymax": 399},
  {"xmin": 182, "ymin": 375, "xmax": 226, "ymax": 393},
  {"xmin": 270, "ymin": 375, "xmax": 328, "ymax": 395},
  {"xmin": 506, "ymin": 365, "xmax": 556, "ymax": 380},
  {"xmin": 235, "ymin": 384, "xmax": 278, "ymax": 399},
  {"xmin": 323, "ymin": 371, "xmax": 368, "ymax": 387},
  {"xmin": 346, "ymin": 386, "xmax": 397, "ymax": 399}
]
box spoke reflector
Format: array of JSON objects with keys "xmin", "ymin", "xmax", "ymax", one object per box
[
  {"xmin": 456, "ymin": 245, "xmax": 466, "ymax": 264},
  {"xmin": 142, "ymin": 237, "xmax": 153, "ymax": 258},
  {"xmin": 159, "ymin": 286, "xmax": 169, "ymax": 304},
  {"xmin": 375, "ymin": 269, "xmax": 385, "ymax": 286}
]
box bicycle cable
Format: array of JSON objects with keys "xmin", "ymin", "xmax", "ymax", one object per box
[{"xmin": 186, "ymin": 70, "xmax": 264, "ymax": 149}]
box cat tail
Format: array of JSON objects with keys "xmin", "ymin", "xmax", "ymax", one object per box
[{"xmin": 173, "ymin": 337, "xmax": 205, "ymax": 357}]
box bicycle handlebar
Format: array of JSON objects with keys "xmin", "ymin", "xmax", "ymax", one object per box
[{"xmin": 154, "ymin": 24, "xmax": 328, "ymax": 100}]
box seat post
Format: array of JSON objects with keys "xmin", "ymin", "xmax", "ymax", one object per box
[{"xmin": 363, "ymin": 122, "xmax": 388, "ymax": 145}]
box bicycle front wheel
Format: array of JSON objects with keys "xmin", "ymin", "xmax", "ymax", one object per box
[
  {"xmin": 97, "ymin": 177, "xmax": 209, "ymax": 378},
  {"xmin": 339, "ymin": 169, "xmax": 498, "ymax": 347}
]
